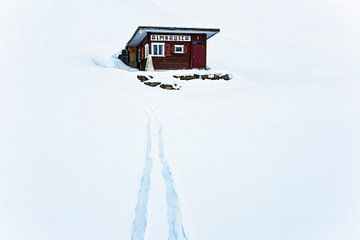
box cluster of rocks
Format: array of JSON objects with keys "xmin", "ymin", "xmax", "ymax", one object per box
[
  {"xmin": 137, "ymin": 75, "xmax": 180, "ymax": 90},
  {"xmin": 173, "ymin": 73, "xmax": 232, "ymax": 81},
  {"xmin": 137, "ymin": 72, "xmax": 232, "ymax": 90}
]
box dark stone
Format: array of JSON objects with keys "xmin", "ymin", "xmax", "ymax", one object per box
[
  {"xmin": 194, "ymin": 74, "xmax": 200, "ymax": 79},
  {"xmin": 144, "ymin": 82, "xmax": 161, "ymax": 87},
  {"xmin": 160, "ymin": 84, "xmax": 180, "ymax": 90},
  {"xmin": 210, "ymin": 74, "xmax": 220, "ymax": 80},
  {"xmin": 179, "ymin": 75, "xmax": 197, "ymax": 80},
  {"xmin": 137, "ymin": 75, "xmax": 149, "ymax": 82},
  {"xmin": 221, "ymin": 74, "xmax": 231, "ymax": 80},
  {"xmin": 201, "ymin": 74, "xmax": 209, "ymax": 80}
]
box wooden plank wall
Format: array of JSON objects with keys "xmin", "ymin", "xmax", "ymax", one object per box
[
  {"xmin": 151, "ymin": 41, "xmax": 191, "ymax": 70},
  {"xmin": 134, "ymin": 33, "xmax": 207, "ymax": 70}
]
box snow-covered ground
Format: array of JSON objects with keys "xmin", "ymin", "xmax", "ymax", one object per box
[{"xmin": 0, "ymin": 0, "xmax": 359, "ymax": 240}]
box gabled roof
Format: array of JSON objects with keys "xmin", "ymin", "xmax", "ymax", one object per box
[{"xmin": 126, "ymin": 26, "xmax": 220, "ymax": 47}]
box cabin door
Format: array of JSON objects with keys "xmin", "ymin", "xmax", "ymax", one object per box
[{"xmin": 191, "ymin": 42, "xmax": 205, "ymax": 69}]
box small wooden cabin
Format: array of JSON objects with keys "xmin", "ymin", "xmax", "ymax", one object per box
[{"xmin": 121, "ymin": 26, "xmax": 220, "ymax": 70}]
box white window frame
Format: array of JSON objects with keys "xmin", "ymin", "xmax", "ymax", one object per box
[
  {"xmin": 174, "ymin": 45, "xmax": 185, "ymax": 54},
  {"xmin": 151, "ymin": 42, "xmax": 165, "ymax": 57},
  {"xmin": 145, "ymin": 44, "xmax": 149, "ymax": 58}
]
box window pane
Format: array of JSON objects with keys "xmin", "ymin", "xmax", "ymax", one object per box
[
  {"xmin": 159, "ymin": 45, "xmax": 163, "ymax": 55},
  {"xmin": 154, "ymin": 45, "xmax": 158, "ymax": 55}
]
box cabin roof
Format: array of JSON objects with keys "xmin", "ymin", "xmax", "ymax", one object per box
[{"xmin": 126, "ymin": 26, "xmax": 220, "ymax": 47}]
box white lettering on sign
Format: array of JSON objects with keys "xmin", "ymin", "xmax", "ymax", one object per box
[{"xmin": 150, "ymin": 35, "xmax": 191, "ymax": 42}]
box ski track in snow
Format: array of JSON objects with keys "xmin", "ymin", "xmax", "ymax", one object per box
[
  {"xmin": 131, "ymin": 111, "xmax": 188, "ymax": 240},
  {"xmin": 158, "ymin": 123, "xmax": 188, "ymax": 240},
  {"xmin": 131, "ymin": 116, "xmax": 153, "ymax": 240}
]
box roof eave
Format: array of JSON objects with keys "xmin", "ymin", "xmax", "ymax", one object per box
[{"xmin": 126, "ymin": 26, "xmax": 220, "ymax": 47}]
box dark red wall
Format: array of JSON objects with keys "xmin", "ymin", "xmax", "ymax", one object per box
[
  {"xmin": 136, "ymin": 33, "xmax": 207, "ymax": 70},
  {"xmin": 191, "ymin": 34, "xmax": 207, "ymax": 69}
]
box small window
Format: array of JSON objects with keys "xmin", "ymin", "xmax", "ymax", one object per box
[
  {"xmin": 151, "ymin": 43, "xmax": 165, "ymax": 57},
  {"xmin": 174, "ymin": 45, "xmax": 185, "ymax": 54},
  {"xmin": 137, "ymin": 49, "xmax": 141, "ymax": 62}
]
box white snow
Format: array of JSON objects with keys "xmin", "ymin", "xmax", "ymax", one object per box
[{"xmin": 0, "ymin": 0, "xmax": 360, "ymax": 240}]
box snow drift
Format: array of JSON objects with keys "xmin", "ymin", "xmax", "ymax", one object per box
[{"xmin": 0, "ymin": 0, "xmax": 359, "ymax": 240}]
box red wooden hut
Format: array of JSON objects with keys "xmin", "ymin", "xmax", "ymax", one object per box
[{"xmin": 121, "ymin": 26, "xmax": 220, "ymax": 70}]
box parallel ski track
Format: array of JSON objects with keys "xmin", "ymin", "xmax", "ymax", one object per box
[
  {"xmin": 131, "ymin": 111, "xmax": 188, "ymax": 240},
  {"xmin": 158, "ymin": 123, "xmax": 188, "ymax": 240},
  {"xmin": 131, "ymin": 116, "xmax": 153, "ymax": 240}
]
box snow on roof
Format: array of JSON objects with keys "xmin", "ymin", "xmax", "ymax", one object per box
[{"xmin": 126, "ymin": 26, "xmax": 220, "ymax": 47}]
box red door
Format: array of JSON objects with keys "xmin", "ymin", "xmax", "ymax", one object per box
[{"xmin": 191, "ymin": 43, "xmax": 205, "ymax": 69}]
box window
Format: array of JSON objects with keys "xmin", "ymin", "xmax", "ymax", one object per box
[
  {"xmin": 151, "ymin": 43, "xmax": 165, "ymax": 57},
  {"xmin": 145, "ymin": 44, "xmax": 149, "ymax": 58},
  {"xmin": 174, "ymin": 45, "xmax": 184, "ymax": 54},
  {"xmin": 137, "ymin": 48, "xmax": 141, "ymax": 62}
]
